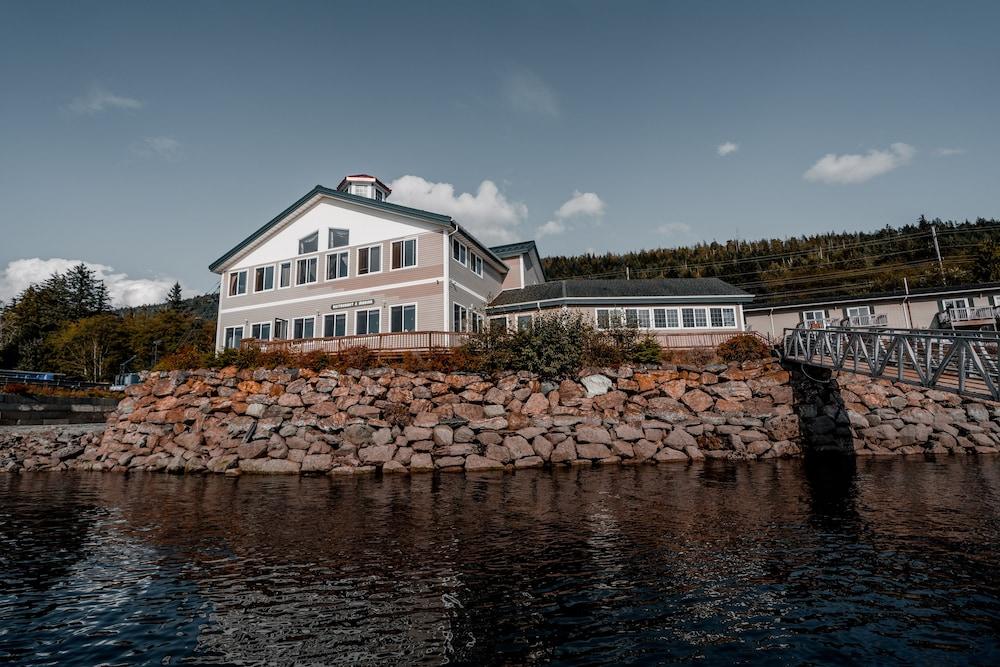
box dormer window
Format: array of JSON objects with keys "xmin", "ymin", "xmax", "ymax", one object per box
[
  {"xmin": 299, "ymin": 231, "xmax": 318, "ymax": 254},
  {"xmin": 352, "ymin": 184, "xmax": 370, "ymax": 197},
  {"xmin": 336, "ymin": 174, "xmax": 391, "ymax": 201}
]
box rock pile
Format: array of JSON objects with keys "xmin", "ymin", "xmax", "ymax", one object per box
[{"xmin": 0, "ymin": 425, "xmax": 103, "ymax": 472}]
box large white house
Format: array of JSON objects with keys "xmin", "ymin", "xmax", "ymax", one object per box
[{"xmin": 209, "ymin": 174, "xmax": 753, "ymax": 350}]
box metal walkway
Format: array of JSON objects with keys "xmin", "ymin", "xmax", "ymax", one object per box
[{"xmin": 783, "ymin": 326, "xmax": 1000, "ymax": 401}]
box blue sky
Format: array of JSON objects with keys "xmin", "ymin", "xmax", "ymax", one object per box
[{"xmin": 1, "ymin": 1, "xmax": 998, "ymax": 304}]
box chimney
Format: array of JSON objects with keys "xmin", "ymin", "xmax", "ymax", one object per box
[{"xmin": 336, "ymin": 174, "xmax": 391, "ymax": 202}]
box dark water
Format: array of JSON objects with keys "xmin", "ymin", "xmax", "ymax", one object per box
[{"xmin": 2, "ymin": 459, "xmax": 1000, "ymax": 666}]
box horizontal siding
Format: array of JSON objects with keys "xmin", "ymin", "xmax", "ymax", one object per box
[{"xmin": 500, "ymin": 256, "xmax": 522, "ymax": 290}]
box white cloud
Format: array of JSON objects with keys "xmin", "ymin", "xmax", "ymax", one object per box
[
  {"xmin": 537, "ymin": 191, "xmax": 606, "ymax": 237},
  {"xmin": 656, "ymin": 222, "xmax": 692, "ymax": 236},
  {"xmin": 804, "ymin": 142, "xmax": 915, "ymax": 184},
  {"xmin": 935, "ymin": 147, "xmax": 966, "ymax": 157},
  {"xmin": 132, "ymin": 136, "xmax": 181, "ymax": 160},
  {"xmin": 717, "ymin": 142, "xmax": 739, "ymax": 156},
  {"xmin": 388, "ymin": 175, "xmax": 528, "ymax": 244},
  {"xmin": 68, "ymin": 86, "xmax": 143, "ymax": 114},
  {"xmin": 0, "ymin": 258, "xmax": 179, "ymax": 307},
  {"xmin": 503, "ymin": 69, "xmax": 559, "ymax": 117}
]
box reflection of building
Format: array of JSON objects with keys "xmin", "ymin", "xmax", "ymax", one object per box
[{"xmin": 744, "ymin": 282, "xmax": 1000, "ymax": 339}]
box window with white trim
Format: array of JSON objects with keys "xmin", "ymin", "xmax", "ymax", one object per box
[
  {"xmin": 471, "ymin": 312, "xmax": 484, "ymax": 333},
  {"xmin": 709, "ymin": 307, "xmax": 737, "ymax": 328},
  {"xmin": 625, "ymin": 308, "xmax": 651, "ymax": 328},
  {"xmin": 357, "ymin": 245, "xmax": 381, "ymax": 275},
  {"xmin": 452, "ymin": 239, "xmax": 468, "ymax": 266},
  {"xmin": 292, "ymin": 317, "xmax": 315, "ymax": 339},
  {"xmin": 453, "ymin": 304, "xmax": 468, "ymax": 332},
  {"xmin": 356, "ymin": 308, "xmax": 380, "ymax": 335},
  {"xmin": 296, "ymin": 257, "xmax": 317, "ymax": 285},
  {"xmin": 326, "ymin": 251, "xmax": 349, "ymax": 280},
  {"xmin": 516, "ymin": 314, "xmax": 533, "ymax": 332},
  {"xmin": 596, "ymin": 308, "xmax": 625, "ymax": 329},
  {"xmin": 390, "ymin": 304, "xmax": 417, "ymax": 332},
  {"xmin": 298, "ymin": 232, "xmax": 318, "ymax": 254},
  {"xmin": 253, "ymin": 266, "xmax": 274, "ymax": 292},
  {"xmin": 653, "ymin": 308, "xmax": 679, "ymax": 328},
  {"xmin": 391, "ymin": 238, "xmax": 417, "ymax": 269},
  {"xmin": 223, "ymin": 326, "xmax": 244, "ymax": 349},
  {"xmin": 489, "ymin": 316, "xmax": 507, "ymax": 331},
  {"xmin": 278, "ymin": 262, "xmax": 291, "ymax": 288},
  {"xmin": 942, "ymin": 298, "xmax": 970, "ymax": 311},
  {"xmin": 802, "ymin": 310, "xmax": 827, "ymax": 327},
  {"xmin": 274, "ymin": 318, "xmax": 288, "ymax": 340},
  {"xmin": 250, "ymin": 322, "xmax": 271, "ymax": 340},
  {"xmin": 227, "ymin": 270, "xmax": 247, "ymax": 296},
  {"xmin": 846, "ymin": 305, "xmax": 872, "ymax": 319},
  {"xmin": 682, "ymin": 307, "xmax": 708, "ymax": 328},
  {"xmin": 323, "ymin": 313, "xmax": 347, "ymax": 337},
  {"xmin": 470, "ymin": 253, "xmax": 483, "ymax": 277},
  {"xmin": 329, "ymin": 228, "xmax": 349, "ymax": 249}
]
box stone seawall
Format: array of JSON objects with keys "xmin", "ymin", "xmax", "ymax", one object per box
[{"xmin": 1, "ymin": 360, "xmax": 998, "ymax": 475}]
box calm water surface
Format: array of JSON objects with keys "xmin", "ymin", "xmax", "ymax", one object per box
[{"xmin": 2, "ymin": 457, "xmax": 1000, "ymax": 665}]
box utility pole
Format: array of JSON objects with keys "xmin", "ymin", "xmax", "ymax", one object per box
[{"xmin": 931, "ymin": 225, "xmax": 946, "ymax": 285}]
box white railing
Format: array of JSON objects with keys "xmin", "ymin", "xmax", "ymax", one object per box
[
  {"xmin": 940, "ymin": 307, "xmax": 998, "ymax": 324},
  {"xmin": 848, "ymin": 313, "xmax": 888, "ymax": 327},
  {"xmin": 801, "ymin": 318, "xmax": 841, "ymax": 330}
]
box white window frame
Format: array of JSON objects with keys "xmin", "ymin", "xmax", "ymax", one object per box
[
  {"xmin": 470, "ymin": 252, "xmax": 483, "ymax": 277},
  {"xmin": 709, "ymin": 306, "xmax": 738, "ymax": 329},
  {"xmin": 595, "ymin": 308, "xmax": 626, "ymax": 330},
  {"xmin": 278, "ymin": 261, "xmax": 292, "ymax": 289},
  {"xmin": 681, "ymin": 307, "xmax": 709, "ymax": 329},
  {"xmin": 328, "ymin": 228, "xmax": 349, "ymax": 249},
  {"xmin": 489, "ymin": 316, "xmax": 508, "ymax": 331},
  {"xmin": 390, "ymin": 238, "xmax": 418, "ymax": 271},
  {"xmin": 227, "ymin": 270, "xmax": 247, "ymax": 297},
  {"xmin": 274, "ymin": 318, "xmax": 288, "ymax": 340},
  {"xmin": 516, "ymin": 314, "xmax": 533, "ymax": 332},
  {"xmin": 452, "ymin": 238, "xmax": 468, "ymax": 266},
  {"xmin": 846, "ymin": 305, "xmax": 873, "ymax": 318},
  {"xmin": 250, "ymin": 322, "xmax": 272, "ymax": 340},
  {"xmin": 470, "ymin": 311, "xmax": 484, "ymax": 333},
  {"xmin": 355, "ymin": 308, "xmax": 381, "ymax": 335},
  {"xmin": 389, "ymin": 303, "xmax": 418, "ymax": 333},
  {"xmin": 298, "ymin": 231, "xmax": 319, "ymax": 255},
  {"xmin": 326, "ymin": 251, "xmax": 350, "ymax": 281},
  {"xmin": 802, "ymin": 310, "xmax": 827, "ymax": 327},
  {"xmin": 323, "ymin": 312, "xmax": 347, "ymax": 338},
  {"xmin": 223, "ymin": 325, "xmax": 244, "ymax": 349},
  {"xmin": 292, "ymin": 316, "xmax": 315, "ymax": 339},
  {"xmin": 253, "ymin": 265, "xmax": 275, "ymax": 293},
  {"xmin": 357, "ymin": 244, "xmax": 382, "ymax": 276},
  {"xmin": 295, "ymin": 256, "xmax": 318, "ymax": 285},
  {"xmin": 453, "ymin": 303, "xmax": 468, "ymax": 332},
  {"xmin": 943, "ymin": 298, "xmax": 970, "ymax": 311},
  {"xmin": 624, "ymin": 308, "xmax": 651, "ymax": 328},
  {"xmin": 653, "ymin": 307, "xmax": 680, "ymax": 329}
]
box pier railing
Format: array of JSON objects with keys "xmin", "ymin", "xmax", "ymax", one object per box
[{"xmin": 783, "ymin": 326, "xmax": 1000, "ymax": 401}]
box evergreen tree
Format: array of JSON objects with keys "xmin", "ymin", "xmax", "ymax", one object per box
[{"xmin": 167, "ymin": 282, "xmax": 183, "ymax": 311}]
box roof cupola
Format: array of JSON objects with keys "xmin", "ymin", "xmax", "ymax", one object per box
[{"xmin": 336, "ymin": 174, "xmax": 391, "ymax": 202}]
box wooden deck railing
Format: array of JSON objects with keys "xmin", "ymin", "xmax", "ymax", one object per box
[{"xmin": 242, "ymin": 329, "xmax": 765, "ymax": 354}]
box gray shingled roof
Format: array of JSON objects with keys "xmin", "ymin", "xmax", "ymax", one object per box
[{"xmin": 490, "ymin": 278, "xmax": 753, "ymax": 307}]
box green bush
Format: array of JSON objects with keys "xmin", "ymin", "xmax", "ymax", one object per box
[
  {"xmin": 630, "ymin": 336, "xmax": 664, "ymax": 365},
  {"xmin": 716, "ymin": 333, "xmax": 771, "ymax": 362}
]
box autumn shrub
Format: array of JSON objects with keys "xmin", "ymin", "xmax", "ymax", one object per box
[
  {"xmin": 334, "ymin": 345, "xmax": 374, "ymax": 372},
  {"xmin": 258, "ymin": 347, "xmax": 299, "ymax": 369},
  {"xmin": 0, "ymin": 383, "xmax": 121, "ymax": 399},
  {"xmin": 716, "ymin": 333, "xmax": 772, "ymax": 362},
  {"xmin": 155, "ymin": 346, "xmax": 214, "ymax": 371},
  {"xmin": 402, "ymin": 348, "xmax": 456, "ymax": 373},
  {"xmin": 663, "ymin": 347, "xmax": 719, "ymax": 366},
  {"xmin": 298, "ymin": 350, "xmax": 332, "ymax": 371}
]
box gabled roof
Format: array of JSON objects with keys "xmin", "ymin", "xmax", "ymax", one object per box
[
  {"xmin": 208, "ymin": 185, "xmax": 504, "ymax": 273},
  {"xmin": 488, "ymin": 239, "xmax": 548, "ymax": 282},
  {"xmin": 489, "ymin": 278, "xmax": 753, "ymax": 311}
]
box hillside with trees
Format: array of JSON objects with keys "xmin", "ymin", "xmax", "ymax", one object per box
[
  {"xmin": 543, "ymin": 216, "xmax": 1000, "ymax": 305},
  {"xmin": 0, "ymin": 264, "xmax": 215, "ymax": 381}
]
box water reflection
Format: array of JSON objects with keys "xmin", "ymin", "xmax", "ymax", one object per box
[{"xmin": 1, "ymin": 458, "xmax": 999, "ymax": 665}]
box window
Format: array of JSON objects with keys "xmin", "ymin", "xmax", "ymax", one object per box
[
  {"xmin": 682, "ymin": 307, "xmax": 708, "ymax": 328},
  {"xmin": 470, "ymin": 253, "xmax": 483, "ymax": 277},
  {"xmin": 802, "ymin": 310, "xmax": 827, "ymax": 328},
  {"xmin": 329, "ymin": 228, "xmax": 349, "ymax": 249},
  {"xmin": 847, "ymin": 305, "xmax": 872, "ymax": 318},
  {"xmin": 358, "ymin": 245, "xmax": 382, "ymax": 275},
  {"xmin": 375, "ymin": 189, "xmax": 384, "ymax": 202},
  {"xmin": 223, "ymin": 326, "xmax": 244, "ymax": 349},
  {"xmin": 356, "ymin": 308, "xmax": 380, "ymax": 335},
  {"xmin": 391, "ymin": 238, "xmax": 417, "ymax": 269},
  {"xmin": 250, "ymin": 322, "xmax": 271, "ymax": 340},
  {"xmin": 274, "ymin": 318, "xmax": 288, "ymax": 340},
  {"xmin": 296, "ymin": 257, "xmax": 318, "ymax": 285},
  {"xmin": 279, "ymin": 262, "xmax": 291, "ymax": 288},
  {"xmin": 596, "ymin": 308, "xmax": 625, "ymax": 329},
  {"xmin": 323, "ymin": 313, "xmax": 347, "ymax": 337},
  {"xmin": 471, "ymin": 312, "xmax": 484, "ymax": 333},
  {"xmin": 653, "ymin": 308, "xmax": 679, "ymax": 329},
  {"xmin": 326, "ymin": 251, "xmax": 349, "ymax": 280},
  {"xmin": 298, "ymin": 232, "xmax": 318, "ymax": 255},
  {"xmin": 709, "ymin": 307, "xmax": 737, "ymax": 328},
  {"xmin": 390, "ymin": 304, "xmax": 417, "ymax": 332},
  {"xmin": 453, "ymin": 304, "xmax": 468, "ymax": 332},
  {"xmin": 292, "ymin": 317, "xmax": 315, "ymax": 339},
  {"xmin": 228, "ymin": 270, "xmax": 247, "ymax": 296},
  {"xmin": 352, "ymin": 183, "xmax": 370, "ymax": 197},
  {"xmin": 517, "ymin": 314, "xmax": 533, "ymax": 332},
  {"xmin": 625, "ymin": 308, "xmax": 651, "ymax": 328},
  {"xmin": 943, "ymin": 298, "xmax": 970, "ymax": 311},
  {"xmin": 254, "ymin": 266, "xmax": 274, "ymax": 292},
  {"xmin": 452, "ymin": 239, "xmax": 468, "ymax": 266},
  {"xmin": 489, "ymin": 316, "xmax": 507, "ymax": 331}
]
